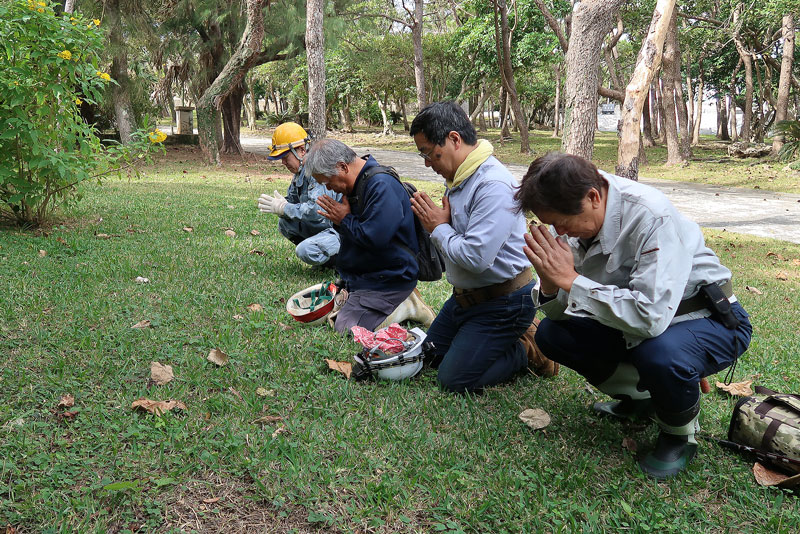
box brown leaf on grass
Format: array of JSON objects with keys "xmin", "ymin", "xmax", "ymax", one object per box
[
  {"xmin": 793, "ymin": 259, "xmax": 800, "ymax": 266},
  {"xmin": 131, "ymin": 319, "xmax": 152, "ymax": 329},
  {"xmin": 224, "ymin": 229, "xmax": 236, "ymax": 237},
  {"xmin": 228, "ymin": 387, "xmax": 242, "ymax": 400},
  {"xmin": 57, "ymin": 410, "xmax": 78, "ymax": 422},
  {"xmin": 182, "ymin": 226, "xmax": 193, "ymax": 233},
  {"xmin": 325, "ymin": 359, "xmax": 352, "ymax": 379},
  {"xmin": 232, "ymin": 314, "xmax": 244, "ymax": 320},
  {"xmin": 248, "ymin": 249, "xmax": 265, "ymax": 256},
  {"xmin": 519, "ymin": 408, "xmax": 551, "ymax": 430},
  {"xmin": 745, "ymin": 285, "xmax": 763, "ymax": 295},
  {"xmin": 56, "ymin": 237, "xmax": 68, "ymax": 246},
  {"xmin": 716, "ymin": 380, "xmax": 754, "ymax": 397},
  {"xmin": 255, "ymin": 387, "xmax": 275, "ymax": 397},
  {"xmin": 58, "ymin": 394, "xmax": 75, "ymax": 408},
  {"xmin": 249, "ymin": 229, "xmax": 260, "ymax": 236},
  {"xmin": 247, "ymin": 303, "xmax": 263, "ymax": 312},
  {"xmin": 776, "ymin": 271, "xmax": 789, "ymax": 281},
  {"xmin": 272, "ymin": 425, "xmax": 289, "ymax": 438},
  {"xmin": 753, "ymin": 462, "xmax": 792, "ymax": 486},
  {"xmin": 131, "ymin": 398, "xmax": 186, "ymax": 415},
  {"xmin": 38, "ymin": 249, "xmax": 47, "ymax": 257},
  {"xmin": 621, "ymin": 437, "xmax": 638, "ymax": 453},
  {"xmin": 150, "ymin": 362, "xmax": 174, "ymax": 385},
  {"xmin": 278, "ymin": 322, "xmax": 293, "ymax": 331},
  {"xmin": 253, "ymin": 415, "xmax": 283, "ymax": 425},
  {"xmin": 95, "ymin": 233, "xmax": 112, "ymax": 239},
  {"xmin": 202, "ymin": 497, "xmax": 221, "ymax": 504},
  {"xmin": 207, "ymin": 349, "xmax": 229, "ymax": 366}
]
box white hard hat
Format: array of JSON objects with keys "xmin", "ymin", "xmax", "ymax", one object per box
[{"xmin": 353, "ymin": 328, "xmax": 427, "ymax": 380}]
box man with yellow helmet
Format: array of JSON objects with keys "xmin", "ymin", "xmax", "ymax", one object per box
[{"xmin": 258, "ymin": 122, "xmax": 341, "ymax": 268}]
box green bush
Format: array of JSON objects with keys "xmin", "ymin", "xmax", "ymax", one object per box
[
  {"xmin": 774, "ymin": 120, "xmax": 800, "ymax": 165},
  {"xmin": 0, "ymin": 1, "xmax": 160, "ymax": 226}
]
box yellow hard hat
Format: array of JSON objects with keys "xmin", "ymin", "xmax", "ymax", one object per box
[{"xmin": 268, "ymin": 122, "xmax": 309, "ymax": 160}]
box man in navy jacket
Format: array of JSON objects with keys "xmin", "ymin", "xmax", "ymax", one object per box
[{"xmin": 304, "ymin": 139, "xmax": 419, "ymax": 334}]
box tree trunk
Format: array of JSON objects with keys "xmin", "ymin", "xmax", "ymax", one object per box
[
  {"xmin": 691, "ymin": 72, "xmax": 704, "ymax": 145},
  {"xmin": 733, "ymin": 14, "xmax": 753, "ymax": 143},
  {"xmin": 244, "ymin": 82, "xmax": 257, "ymax": 130},
  {"xmin": 616, "ymin": 0, "xmax": 676, "ymax": 179},
  {"xmin": 666, "ymin": 13, "xmax": 690, "ymax": 160},
  {"xmin": 398, "ymin": 98, "xmax": 410, "ymax": 131},
  {"xmin": 107, "ymin": 0, "xmax": 137, "ymax": 145},
  {"xmin": 773, "ymin": 13, "xmax": 795, "ymax": 155},
  {"xmin": 197, "ymin": 0, "xmax": 266, "ymax": 165},
  {"xmin": 717, "ymin": 92, "xmax": 730, "ymax": 140},
  {"xmin": 753, "ymin": 59, "xmax": 766, "ymax": 143},
  {"xmin": 686, "ymin": 47, "xmax": 694, "ymax": 130},
  {"xmin": 221, "ymin": 83, "xmax": 244, "ymax": 154},
  {"xmin": 64, "ymin": 0, "xmax": 75, "ymax": 13},
  {"xmin": 563, "ymin": 0, "xmax": 626, "ymax": 159},
  {"xmin": 729, "ymin": 94, "xmax": 738, "ymax": 141},
  {"xmin": 650, "ymin": 85, "xmax": 660, "ymax": 140},
  {"xmin": 499, "ymin": 87, "xmax": 510, "ymax": 139},
  {"xmin": 553, "ymin": 64, "xmax": 561, "ymax": 137},
  {"xmin": 642, "ymin": 91, "xmax": 655, "ymax": 146},
  {"xmin": 412, "ymin": 0, "xmax": 426, "ymax": 111},
  {"xmin": 659, "ymin": 8, "xmax": 683, "ymax": 166},
  {"xmin": 374, "ymin": 92, "xmax": 392, "ymax": 136},
  {"xmin": 306, "ymin": 0, "xmax": 326, "ymax": 139},
  {"xmin": 469, "ymin": 83, "xmax": 490, "ymax": 126}
]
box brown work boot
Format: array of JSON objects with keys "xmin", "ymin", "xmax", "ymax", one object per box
[{"xmin": 519, "ymin": 318, "xmax": 559, "ymax": 377}]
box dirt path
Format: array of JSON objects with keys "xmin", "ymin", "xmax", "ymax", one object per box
[{"xmin": 241, "ymin": 137, "xmax": 800, "ymax": 244}]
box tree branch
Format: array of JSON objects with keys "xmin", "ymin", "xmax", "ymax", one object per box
[{"xmin": 532, "ymin": 0, "xmax": 568, "ymax": 52}]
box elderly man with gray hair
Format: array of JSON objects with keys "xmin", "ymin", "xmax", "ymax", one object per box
[{"xmin": 303, "ymin": 139, "xmax": 420, "ymax": 334}]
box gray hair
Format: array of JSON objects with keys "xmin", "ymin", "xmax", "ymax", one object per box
[{"xmin": 303, "ymin": 139, "xmax": 357, "ymax": 177}]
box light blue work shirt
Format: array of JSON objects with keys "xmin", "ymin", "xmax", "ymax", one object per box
[
  {"xmin": 282, "ymin": 165, "xmax": 341, "ymax": 224},
  {"xmin": 535, "ymin": 171, "xmax": 733, "ymax": 348},
  {"xmin": 431, "ymin": 155, "xmax": 531, "ymax": 290}
]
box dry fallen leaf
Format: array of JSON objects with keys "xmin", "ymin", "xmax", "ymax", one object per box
[
  {"xmin": 776, "ymin": 271, "xmax": 789, "ymax": 281},
  {"xmin": 253, "ymin": 415, "xmax": 283, "ymax": 425},
  {"xmin": 247, "ymin": 303, "xmax": 263, "ymax": 312},
  {"xmin": 249, "ymin": 229, "xmax": 260, "ymax": 236},
  {"xmin": 232, "ymin": 314, "xmax": 244, "ymax": 320},
  {"xmin": 58, "ymin": 394, "xmax": 75, "ymax": 408},
  {"xmin": 745, "ymin": 285, "xmax": 763, "ymax": 295},
  {"xmin": 150, "ymin": 362, "xmax": 174, "ymax": 385},
  {"xmin": 38, "ymin": 249, "xmax": 47, "ymax": 257},
  {"xmin": 56, "ymin": 237, "xmax": 68, "ymax": 245},
  {"xmin": 202, "ymin": 497, "xmax": 220, "ymax": 504},
  {"xmin": 131, "ymin": 319, "xmax": 152, "ymax": 329},
  {"xmin": 131, "ymin": 398, "xmax": 186, "ymax": 415},
  {"xmin": 278, "ymin": 322, "xmax": 293, "ymax": 331},
  {"xmin": 249, "ymin": 249, "xmax": 265, "ymax": 256},
  {"xmin": 716, "ymin": 379, "xmax": 754, "ymax": 397},
  {"xmin": 753, "ymin": 462, "xmax": 792, "ymax": 486},
  {"xmin": 621, "ymin": 437, "xmax": 638, "ymax": 453},
  {"xmin": 272, "ymin": 425, "xmax": 289, "ymax": 438},
  {"xmin": 793, "ymin": 259, "xmax": 800, "ymax": 266},
  {"xmin": 207, "ymin": 349, "xmax": 229, "ymax": 366},
  {"xmin": 182, "ymin": 226, "xmax": 193, "ymax": 233},
  {"xmin": 224, "ymin": 229, "xmax": 236, "ymax": 237},
  {"xmin": 135, "ymin": 276, "xmax": 150, "ymax": 284},
  {"xmin": 228, "ymin": 387, "xmax": 242, "ymax": 400},
  {"xmin": 519, "ymin": 408, "xmax": 551, "ymax": 430},
  {"xmin": 256, "ymin": 387, "xmax": 275, "ymax": 397},
  {"xmin": 95, "ymin": 233, "xmax": 111, "ymax": 239},
  {"xmin": 325, "ymin": 359, "xmax": 353, "ymax": 379}
]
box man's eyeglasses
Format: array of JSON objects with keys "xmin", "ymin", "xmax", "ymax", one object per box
[{"xmin": 418, "ymin": 145, "xmax": 437, "ymax": 161}]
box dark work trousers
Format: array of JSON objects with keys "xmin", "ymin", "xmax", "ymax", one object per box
[
  {"xmin": 426, "ymin": 281, "xmax": 536, "ymax": 393},
  {"xmin": 534, "ymin": 302, "xmax": 752, "ymax": 414}
]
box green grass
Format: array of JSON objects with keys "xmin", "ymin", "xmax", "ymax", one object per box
[{"xmin": 1, "ymin": 148, "xmax": 799, "ymax": 532}]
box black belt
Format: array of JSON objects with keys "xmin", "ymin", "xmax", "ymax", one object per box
[
  {"xmin": 453, "ymin": 269, "xmax": 533, "ymax": 308},
  {"xmin": 676, "ymin": 280, "xmax": 734, "ymax": 316}
]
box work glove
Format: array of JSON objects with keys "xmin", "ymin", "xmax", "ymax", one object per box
[{"xmin": 258, "ymin": 190, "xmax": 288, "ymax": 216}]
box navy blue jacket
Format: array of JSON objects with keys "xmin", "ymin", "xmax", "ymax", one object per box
[{"xmin": 337, "ymin": 156, "xmax": 419, "ymax": 292}]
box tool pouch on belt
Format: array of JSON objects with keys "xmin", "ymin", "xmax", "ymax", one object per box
[
  {"xmin": 728, "ymin": 386, "xmax": 800, "ymax": 474},
  {"xmin": 699, "ymin": 282, "xmax": 740, "ymax": 329}
]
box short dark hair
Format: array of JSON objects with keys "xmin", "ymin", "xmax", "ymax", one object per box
[
  {"xmin": 515, "ymin": 153, "xmax": 607, "ymax": 215},
  {"xmin": 409, "ymin": 101, "xmax": 477, "ymax": 146}
]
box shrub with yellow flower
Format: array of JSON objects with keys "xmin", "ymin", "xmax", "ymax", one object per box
[
  {"xmin": 96, "ymin": 71, "xmax": 111, "ymax": 82},
  {"xmin": 57, "ymin": 50, "xmax": 72, "ymax": 60},
  {"xmin": 148, "ymin": 130, "xmax": 168, "ymax": 144}
]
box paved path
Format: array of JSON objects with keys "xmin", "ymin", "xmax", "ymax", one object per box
[{"xmin": 241, "ymin": 137, "xmax": 800, "ymax": 244}]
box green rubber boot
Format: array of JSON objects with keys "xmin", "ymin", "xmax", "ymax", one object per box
[
  {"xmin": 591, "ymin": 363, "xmax": 653, "ymax": 421},
  {"xmin": 639, "ymin": 402, "xmax": 700, "ymax": 479}
]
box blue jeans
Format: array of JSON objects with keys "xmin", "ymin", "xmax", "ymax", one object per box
[
  {"xmin": 426, "ymin": 282, "xmax": 536, "ymax": 393},
  {"xmin": 279, "ymin": 219, "xmax": 340, "ymax": 266},
  {"xmin": 534, "ymin": 302, "xmax": 752, "ymax": 413}
]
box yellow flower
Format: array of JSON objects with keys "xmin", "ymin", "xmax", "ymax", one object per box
[
  {"xmin": 96, "ymin": 71, "xmax": 111, "ymax": 81},
  {"xmin": 37, "ymin": 7, "xmax": 44, "ymax": 11},
  {"xmin": 148, "ymin": 130, "xmax": 168, "ymax": 144},
  {"xmin": 38, "ymin": 1, "xmax": 46, "ymax": 5},
  {"xmin": 57, "ymin": 50, "xmax": 72, "ymax": 60},
  {"xmin": 70, "ymin": 17, "xmax": 75, "ymax": 21},
  {"xmin": 75, "ymin": 97, "xmax": 82, "ymax": 105},
  {"xmin": 93, "ymin": 19, "xmax": 101, "ymax": 26}
]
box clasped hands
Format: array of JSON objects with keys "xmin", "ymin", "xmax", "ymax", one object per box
[
  {"xmin": 523, "ymin": 224, "xmax": 578, "ymax": 295},
  {"xmin": 316, "ymin": 195, "xmax": 351, "ymax": 225},
  {"xmin": 258, "ymin": 190, "xmax": 288, "ymax": 216},
  {"xmin": 410, "ymin": 191, "xmax": 450, "ymax": 233}
]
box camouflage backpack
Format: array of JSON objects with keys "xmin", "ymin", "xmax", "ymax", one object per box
[{"xmin": 728, "ymin": 386, "xmax": 800, "ymax": 474}]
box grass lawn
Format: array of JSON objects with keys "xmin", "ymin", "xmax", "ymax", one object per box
[{"xmin": 1, "ymin": 146, "xmax": 799, "ymax": 532}]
